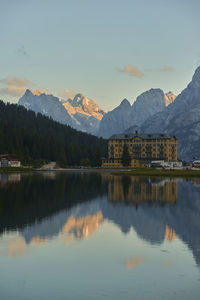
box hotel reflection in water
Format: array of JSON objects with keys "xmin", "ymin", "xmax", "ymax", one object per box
[{"xmin": 103, "ymin": 175, "xmax": 177, "ymax": 205}]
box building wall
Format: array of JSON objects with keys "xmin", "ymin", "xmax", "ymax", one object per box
[
  {"xmin": 102, "ymin": 135, "xmax": 177, "ymax": 168},
  {"xmin": 0, "ymin": 160, "xmax": 21, "ymax": 167},
  {"xmin": 8, "ymin": 161, "xmax": 21, "ymax": 167}
]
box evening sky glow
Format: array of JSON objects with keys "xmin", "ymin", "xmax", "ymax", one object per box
[{"xmin": 1, "ymin": 0, "xmax": 200, "ymax": 110}]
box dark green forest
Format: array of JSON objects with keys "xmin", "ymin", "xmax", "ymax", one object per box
[{"xmin": 0, "ymin": 100, "xmax": 107, "ymax": 166}]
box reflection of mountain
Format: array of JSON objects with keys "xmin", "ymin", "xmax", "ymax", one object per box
[
  {"xmin": 165, "ymin": 225, "xmax": 176, "ymax": 241},
  {"xmin": 0, "ymin": 172, "xmax": 107, "ymax": 234},
  {"xmin": 62, "ymin": 212, "xmax": 103, "ymax": 239},
  {"xmin": 0, "ymin": 173, "xmax": 200, "ymax": 266}
]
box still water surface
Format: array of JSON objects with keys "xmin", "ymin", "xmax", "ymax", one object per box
[{"xmin": 0, "ymin": 172, "xmax": 200, "ymax": 300}]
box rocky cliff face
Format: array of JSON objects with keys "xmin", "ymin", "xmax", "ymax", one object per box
[
  {"xmin": 63, "ymin": 93, "xmax": 104, "ymax": 120},
  {"xmin": 18, "ymin": 89, "xmax": 75, "ymax": 127},
  {"xmin": 130, "ymin": 88, "xmax": 166, "ymax": 127},
  {"xmin": 141, "ymin": 66, "xmax": 200, "ymax": 160},
  {"xmin": 62, "ymin": 93, "xmax": 105, "ymax": 135},
  {"xmin": 98, "ymin": 89, "xmax": 169, "ymax": 138},
  {"xmin": 98, "ymin": 99, "xmax": 132, "ymax": 138},
  {"xmin": 164, "ymin": 91, "xmax": 176, "ymax": 106},
  {"xmin": 18, "ymin": 90, "xmax": 105, "ymax": 135}
]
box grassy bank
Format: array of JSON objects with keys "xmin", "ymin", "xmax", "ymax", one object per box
[
  {"xmin": 112, "ymin": 168, "xmax": 200, "ymax": 178},
  {"xmin": 0, "ymin": 167, "xmax": 33, "ymax": 173}
]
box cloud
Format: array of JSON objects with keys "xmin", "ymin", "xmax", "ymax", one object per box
[
  {"xmin": 162, "ymin": 66, "xmax": 174, "ymax": 72},
  {"xmin": 31, "ymin": 88, "xmax": 49, "ymax": 95},
  {"xmin": 0, "ymin": 77, "xmax": 48, "ymax": 98},
  {"xmin": 58, "ymin": 89, "xmax": 77, "ymax": 100},
  {"xmin": 0, "ymin": 77, "xmax": 30, "ymax": 87},
  {"xmin": 0, "ymin": 77, "xmax": 31, "ymax": 97},
  {"xmin": 119, "ymin": 65, "xmax": 144, "ymax": 78},
  {"xmin": 0, "ymin": 86, "xmax": 28, "ymax": 97}
]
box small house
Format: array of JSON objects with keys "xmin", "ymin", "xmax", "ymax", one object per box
[{"xmin": 0, "ymin": 154, "xmax": 21, "ymax": 167}]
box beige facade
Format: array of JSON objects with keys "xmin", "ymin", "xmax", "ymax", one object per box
[
  {"xmin": 107, "ymin": 175, "xmax": 177, "ymax": 205},
  {"xmin": 102, "ymin": 132, "xmax": 178, "ymax": 168}
]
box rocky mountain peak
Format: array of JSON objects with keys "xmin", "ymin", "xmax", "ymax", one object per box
[
  {"xmin": 63, "ymin": 93, "xmax": 105, "ymax": 121},
  {"xmin": 120, "ymin": 98, "xmax": 131, "ymax": 107},
  {"xmin": 24, "ymin": 89, "xmax": 32, "ymax": 96},
  {"xmin": 129, "ymin": 88, "xmax": 166, "ymax": 128},
  {"xmin": 164, "ymin": 91, "xmax": 176, "ymax": 106},
  {"xmin": 191, "ymin": 66, "xmax": 200, "ymax": 86},
  {"xmin": 73, "ymin": 93, "xmax": 84, "ymax": 104}
]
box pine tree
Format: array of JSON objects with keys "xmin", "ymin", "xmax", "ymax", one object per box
[
  {"xmin": 0, "ymin": 100, "xmax": 107, "ymax": 166},
  {"xmin": 121, "ymin": 144, "xmax": 131, "ymax": 167}
]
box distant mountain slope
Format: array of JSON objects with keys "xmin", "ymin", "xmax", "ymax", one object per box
[
  {"xmin": 63, "ymin": 93, "xmax": 104, "ymax": 120},
  {"xmin": 130, "ymin": 88, "xmax": 166, "ymax": 127},
  {"xmin": 18, "ymin": 90, "xmax": 105, "ymax": 135},
  {"xmin": 98, "ymin": 89, "xmax": 173, "ymax": 138},
  {"xmin": 18, "ymin": 89, "xmax": 75, "ymax": 127},
  {"xmin": 0, "ymin": 100, "xmax": 106, "ymax": 166},
  {"xmin": 98, "ymin": 99, "xmax": 132, "ymax": 138},
  {"xmin": 62, "ymin": 93, "xmax": 105, "ymax": 134},
  {"xmin": 140, "ymin": 66, "xmax": 200, "ymax": 160}
]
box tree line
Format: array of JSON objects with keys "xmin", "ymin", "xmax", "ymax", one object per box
[{"xmin": 0, "ymin": 100, "xmax": 107, "ymax": 166}]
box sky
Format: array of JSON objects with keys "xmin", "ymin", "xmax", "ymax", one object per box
[{"xmin": 0, "ymin": 0, "xmax": 200, "ymax": 111}]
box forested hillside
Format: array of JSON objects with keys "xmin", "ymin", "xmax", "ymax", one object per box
[{"xmin": 0, "ymin": 100, "xmax": 107, "ymax": 166}]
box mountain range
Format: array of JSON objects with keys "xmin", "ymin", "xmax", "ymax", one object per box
[
  {"xmin": 19, "ymin": 90, "xmax": 105, "ymax": 135},
  {"xmin": 18, "ymin": 66, "xmax": 200, "ymax": 160},
  {"xmin": 126, "ymin": 66, "xmax": 200, "ymax": 160},
  {"xmin": 18, "ymin": 88, "xmax": 175, "ymax": 137},
  {"xmin": 98, "ymin": 88, "xmax": 171, "ymax": 138}
]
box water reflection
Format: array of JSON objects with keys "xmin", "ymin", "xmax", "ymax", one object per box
[
  {"xmin": 106, "ymin": 175, "xmax": 177, "ymax": 205},
  {"xmin": 0, "ymin": 173, "xmax": 21, "ymax": 187},
  {"xmin": 62, "ymin": 212, "xmax": 103, "ymax": 239},
  {"xmin": 0, "ymin": 172, "xmax": 200, "ymax": 269},
  {"xmin": 125, "ymin": 256, "xmax": 144, "ymax": 270}
]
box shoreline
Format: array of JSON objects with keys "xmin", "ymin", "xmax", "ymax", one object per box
[
  {"xmin": 1, "ymin": 167, "xmax": 200, "ymax": 178},
  {"xmin": 111, "ymin": 168, "xmax": 200, "ymax": 178}
]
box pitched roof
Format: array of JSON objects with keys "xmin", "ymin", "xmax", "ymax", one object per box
[{"xmin": 109, "ymin": 132, "xmax": 176, "ymax": 140}]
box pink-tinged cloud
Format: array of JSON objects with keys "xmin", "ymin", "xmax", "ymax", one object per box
[
  {"xmin": 0, "ymin": 77, "xmax": 30, "ymax": 87},
  {"xmin": 0, "ymin": 77, "xmax": 48, "ymax": 98},
  {"xmin": 31, "ymin": 88, "xmax": 49, "ymax": 95},
  {"xmin": 0, "ymin": 77, "xmax": 31, "ymax": 97},
  {"xmin": 162, "ymin": 66, "xmax": 174, "ymax": 72},
  {"xmin": 58, "ymin": 89, "xmax": 77, "ymax": 100},
  {"xmin": 119, "ymin": 65, "xmax": 144, "ymax": 78},
  {"xmin": 0, "ymin": 86, "xmax": 27, "ymax": 97}
]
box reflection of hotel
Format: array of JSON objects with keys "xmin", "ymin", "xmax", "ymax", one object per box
[{"xmin": 108, "ymin": 176, "xmax": 177, "ymax": 205}]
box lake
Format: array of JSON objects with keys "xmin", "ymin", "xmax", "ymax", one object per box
[{"xmin": 0, "ymin": 171, "xmax": 200, "ymax": 300}]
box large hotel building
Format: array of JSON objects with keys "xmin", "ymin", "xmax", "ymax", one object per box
[{"xmin": 102, "ymin": 131, "xmax": 178, "ymax": 168}]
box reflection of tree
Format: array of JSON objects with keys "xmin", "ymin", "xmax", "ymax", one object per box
[
  {"xmin": 121, "ymin": 176, "xmax": 131, "ymax": 199},
  {"xmin": 0, "ymin": 172, "xmax": 107, "ymax": 234}
]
